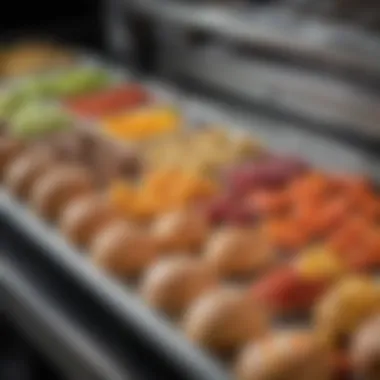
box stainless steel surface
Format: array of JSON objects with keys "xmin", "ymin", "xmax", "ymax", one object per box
[
  {"xmin": 107, "ymin": 0, "xmax": 380, "ymax": 141},
  {"xmin": 0, "ymin": 256, "xmax": 130, "ymax": 380},
  {"xmin": 168, "ymin": 46, "xmax": 380, "ymax": 140},
  {"xmin": 184, "ymin": 95, "xmax": 380, "ymax": 177},
  {"xmin": 117, "ymin": 0, "xmax": 380, "ymax": 77},
  {"xmin": 0, "ymin": 192, "xmax": 231, "ymax": 380}
]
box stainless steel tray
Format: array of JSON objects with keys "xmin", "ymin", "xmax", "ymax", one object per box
[{"xmin": 2, "ymin": 59, "xmax": 380, "ymax": 380}]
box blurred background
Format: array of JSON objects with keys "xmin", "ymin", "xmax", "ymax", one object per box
[{"xmin": 2, "ymin": 1, "xmax": 102, "ymax": 47}]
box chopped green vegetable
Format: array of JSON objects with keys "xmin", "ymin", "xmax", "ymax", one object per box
[
  {"xmin": 0, "ymin": 89, "xmax": 29, "ymax": 119},
  {"xmin": 10, "ymin": 102, "xmax": 71, "ymax": 139},
  {"xmin": 0, "ymin": 66, "xmax": 112, "ymax": 121},
  {"xmin": 48, "ymin": 67, "xmax": 111, "ymax": 97}
]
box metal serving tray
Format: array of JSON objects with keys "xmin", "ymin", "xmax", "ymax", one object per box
[{"xmin": 1, "ymin": 77, "xmax": 380, "ymax": 380}]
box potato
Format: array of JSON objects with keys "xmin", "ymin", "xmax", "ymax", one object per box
[
  {"xmin": 183, "ymin": 287, "xmax": 270, "ymax": 354},
  {"xmin": 315, "ymin": 276, "xmax": 380, "ymax": 347},
  {"xmin": 235, "ymin": 330, "xmax": 332, "ymax": 380},
  {"xmin": 140, "ymin": 256, "xmax": 218, "ymax": 318},
  {"xmin": 351, "ymin": 314, "xmax": 380, "ymax": 380},
  {"xmin": 59, "ymin": 194, "xmax": 122, "ymax": 247},
  {"xmin": 0, "ymin": 137, "xmax": 24, "ymax": 176},
  {"xmin": 204, "ymin": 226, "xmax": 275, "ymax": 278},
  {"xmin": 152, "ymin": 209, "xmax": 210, "ymax": 253},
  {"xmin": 4, "ymin": 148, "xmax": 57, "ymax": 198},
  {"xmin": 31, "ymin": 165, "xmax": 94, "ymax": 220},
  {"xmin": 91, "ymin": 221, "xmax": 157, "ymax": 277}
]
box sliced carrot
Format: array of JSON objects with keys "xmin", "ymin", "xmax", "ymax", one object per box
[
  {"xmin": 247, "ymin": 189, "xmax": 291, "ymax": 216},
  {"xmin": 287, "ymin": 172, "xmax": 330, "ymax": 201},
  {"xmin": 264, "ymin": 218, "xmax": 310, "ymax": 252}
]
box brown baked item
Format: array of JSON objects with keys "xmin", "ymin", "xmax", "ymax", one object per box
[
  {"xmin": 152, "ymin": 209, "xmax": 210, "ymax": 253},
  {"xmin": 140, "ymin": 256, "xmax": 218, "ymax": 318},
  {"xmin": 31, "ymin": 165, "xmax": 94, "ymax": 220},
  {"xmin": 204, "ymin": 226, "xmax": 275, "ymax": 278},
  {"xmin": 183, "ymin": 287, "xmax": 270, "ymax": 355},
  {"xmin": 0, "ymin": 137, "xmax": 25, "ymax": 176},
  {"xmin": 91, "ymin": 221, "xmax": 157, "ymax": 277},
  {"xmin": 235, "ymin": 330, "xmax": 332, "ymax": 380},
  {"xmin": 351, "ymin": 314, "xmax": 380, "ymax": 380},
  {"xmin": 4, "ymin": 147, "xmax": 57, "ymax": 198},
  {"xmin": 59, "ymin": 194, "xmax": 122, "ymax": 247}
]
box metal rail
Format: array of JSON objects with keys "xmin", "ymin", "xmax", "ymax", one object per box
[{"xmin": 116, "ymin": 0, "xmax": 380, "ymax": 78}]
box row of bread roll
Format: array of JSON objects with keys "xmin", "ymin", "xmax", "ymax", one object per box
[
  {"xmin": 234, "ymin": 313, "xmax": 380, "ymax": 380},
  {"xmin": 138, "ymin": 249, "xmax": 380, "ymax": 379},
  {"xmin": 138, "ymin": 225, "xmax": 275, "ymax": 318},
  {"xmin": 182, "ymin": 277, "xmax": 380, "ymax": 380},
  {"xmin": 13, "ymin": 134, "xmax": 378, "ymax": 379},
  {"xmin": 1, "ymin": 124, "xmax": 141, "ymax": 187},
  {"xmin": 3, "ymin": 151, "xmax": 380, "ymax": 380}
]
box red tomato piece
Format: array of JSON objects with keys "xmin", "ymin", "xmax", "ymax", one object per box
[
  {"xmin": 65, "ymin": 84, "xmax": 150, "ymax": 118},
  {"xmin": 327, "ymin": 216, "xmax": 370, "ymax": 257},
  {"xmin": 346, "ymin": 230, "xmax": 380, "ymax": 272},
  {"xmin": 314, "ymin": 197, "xmax": 352, "ymax": 236},
  {"xmin": 252, "ymin": 267, "xmax": 328, "ymax": 314},
  {"xmin": 288, "ymin": 172, "xmax": 331, "ymax": 202}
]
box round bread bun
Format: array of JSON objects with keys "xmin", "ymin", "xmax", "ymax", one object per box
[
  {"xmin": 151, "ymin": 209, "xmax": 210, "ymax": 253},
  {"xmin": 59, "ymin": 194, "xmax": 123, "ymax": 247},
  {"xmin": 0, "ymin": 137, "xmax": 25, "ymax": 176},
  {"xmin": 235, "ymin": 330, "xmax": 332, "ymax": 380},
  {"xmin": 91, "ymin": 221, "xmax": 157, "ymax": 277},
  {"xmin": 183, "ymin": 287, "xmax": 270, "ymax": 354},
  {"xmin": 4, "ymin": 147, "xmax": 57, "ymax": 198},
  {"xmin": 31, "ymin": 165, "xmax": 94, "ymax": 220},
  {"xmin": 204, "ymin": 226, "xmax": 275, "ymax": 278},
  {"xmin": 140, "ymin": 256, "xmax": 218, "ymax": 318}
]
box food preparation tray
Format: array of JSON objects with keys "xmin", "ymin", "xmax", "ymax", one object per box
[{"xmin": 2, "ymin": 69, "xmax": 380, "ymax": 380}]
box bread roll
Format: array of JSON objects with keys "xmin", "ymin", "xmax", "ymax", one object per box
[{"xmin": 141, "ymin": 256, "xmax": 218, "ymax": 317}]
